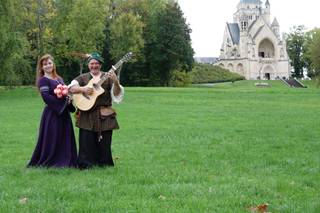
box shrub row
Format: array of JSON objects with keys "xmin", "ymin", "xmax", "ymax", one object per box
[{"xmin": 190, "ymin": 63, "xmax": 245, "ymax": 84}]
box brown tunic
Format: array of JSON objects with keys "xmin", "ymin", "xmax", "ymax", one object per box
[{"xmin": 74, "ymin": 72, "xmax": 119, "ymax": 132}]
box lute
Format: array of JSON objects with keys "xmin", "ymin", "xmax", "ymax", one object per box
[{"xmin": 72, "ymin": 52, "xmax": 132, "ymax": 111}]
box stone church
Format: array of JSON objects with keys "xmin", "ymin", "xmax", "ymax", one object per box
[{"xmin": 218, "ymin": 0, "xmax": 290, "ymax": 80}]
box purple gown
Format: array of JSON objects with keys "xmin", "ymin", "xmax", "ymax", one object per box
[{"xmin": 28, "ymin": 77, "xmax": 77, "ymax": 168}]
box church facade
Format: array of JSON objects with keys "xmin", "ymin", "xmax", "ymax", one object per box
[{"xmin": 218, "ymin": 0, "xmax": 290, "ymax": 80}]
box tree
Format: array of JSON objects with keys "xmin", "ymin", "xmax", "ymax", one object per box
[
  {"xmin": 305, "ymin": 28, "xmax": 320, "ymax": 80},
  {"xmin": 147, "ymin": 1, "xmax": 194, "ymax": 85},
  {"xmin": 109, "ymin": 13, "xmax": 144, "ymax": 61},
  {"xmin": 50, "ymin": 0, "xmax": 110, "ymax": 82},
  {"xmin": 64, "ymin": 0, "xmax": 109, "ymax": 53},
  {"xmin": 302, "ymin": 29, "xmax": 314, "ymax": 78},
  {"xmin": 286, "ymin": 26, "xmax": 307, "ymax": 78},
  {"xmin": 0, "ymin": 0, "xmax": 31, "ymax": 86},
  {"xmin": 107, "ymin": 0, "xmax": 168, "ymax": 86},
  {"xmin": 20, "ymin": 0, "xmax": 56, "ymax": 58}
]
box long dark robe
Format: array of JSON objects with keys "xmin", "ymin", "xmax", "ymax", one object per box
[
  {"xmin": 28, "ymin": 77, "xmax": 77, "ymax": 168},
  {"xmin": 77, "ymin": 129, "xmax": 114, "ymax": 169}
]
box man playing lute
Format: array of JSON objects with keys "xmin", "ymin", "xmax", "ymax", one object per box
[{"xmin": 69, "ymin": 52, "xmax": 124, "ymax": 169}]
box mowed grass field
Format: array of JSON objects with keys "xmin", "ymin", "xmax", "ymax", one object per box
[{"xmin": 0, "ymin": 81, "xmax": 319, "ymax": 212}]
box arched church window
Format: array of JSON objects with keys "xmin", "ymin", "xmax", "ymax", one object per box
[{"xmin": 237, "ymin": 64, "xmax": 244, "ymax": 76}]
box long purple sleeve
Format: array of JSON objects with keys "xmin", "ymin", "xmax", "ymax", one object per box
[{"xmin": 38, "ymin": 77, "xmax": 68, "ymax": 115}]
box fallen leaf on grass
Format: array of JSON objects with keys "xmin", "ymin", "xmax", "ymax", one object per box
[
  {"xmin": 208, "ymin": 187, "xmax": 214, "ymax": 193},
  {"xmin": 248, "ymin": 203, "xmax": 269, "ymax": 213},
  {"xmin": 113, "ymin": 156, "xmax": 120, "ymax": 160},
  {"xmin": 158, "ymin": 195, "xmax": 166, "ymax": 200},
  {"xmin": 19, "ymin": 197, "xmax": 28, "ymax": 204}
]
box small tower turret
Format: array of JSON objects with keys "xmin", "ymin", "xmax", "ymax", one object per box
[
  {"xmin": 263, "ymin": 0, "xmax": 270, "ymax": 24},
  {"xmin": 265, "ymin": 0, "xmax": 270, "ymax": 8},
  {"xmin": 271, "ymin": 17, "xmax": 280, "ymax": 38}
]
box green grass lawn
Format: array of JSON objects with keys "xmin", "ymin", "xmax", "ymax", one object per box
[{"xmin": 0, "ymin": 81, "xmax": 319, "ymax": 212}]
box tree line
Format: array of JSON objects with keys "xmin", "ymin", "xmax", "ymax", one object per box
[
  {"xmin": 1, "ymin": 0, "xmax": 319, "ymax": 87},
  {"xmin": 0, "ymin": 0, "xmax": 194, "ymax": 86}
]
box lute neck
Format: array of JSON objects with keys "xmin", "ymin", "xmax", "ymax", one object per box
[{"xmin": 96, "ymin": 59, "xmax": 123, "ymax": 86}]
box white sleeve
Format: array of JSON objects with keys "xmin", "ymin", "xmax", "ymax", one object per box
[
  {"xmin": 68, "ymin": 80, "xmax": 79, "ymax": 89},
  {"xmin": 111, "ymin": 84, "xmax": 124, "ymax": 104}
]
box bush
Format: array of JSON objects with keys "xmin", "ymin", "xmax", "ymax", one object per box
[
  {"xmin": 169, "ymin": 70, "xmax": 191, "ymax": 87},
  {"xmin": 189, "ymin": 63, "xmax": 245, "ymax": 84}
]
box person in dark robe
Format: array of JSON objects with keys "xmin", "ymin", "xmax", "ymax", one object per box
[
  {"xmin": 69, "ymin": 52, "xmax": 124, "ymax": 169},
  {"xmin": 27, "ymin": 54, "xmax": 77, "ymax": 168}
]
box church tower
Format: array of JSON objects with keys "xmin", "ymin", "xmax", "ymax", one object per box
[
  {"xmin": 234, "ymin": 0, "xmax": 262, "ymax": 28},
  {"xmin": 233, "ymin": 0, "xmax": 262, "ymax": 58}
]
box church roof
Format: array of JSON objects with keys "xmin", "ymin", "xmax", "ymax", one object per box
[
  {"xmin": 253, "ymin": 25, "xmax": 265, "ymax": 39},
  {"xmin": 227, "ymin": 23, "xmax": 240, "ymax": 44},
  {"xmin": 240, "ymin": 0, "xmax": 262, "ymax": 4}
]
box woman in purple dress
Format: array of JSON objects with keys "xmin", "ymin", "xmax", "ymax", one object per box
[{"xmin": 28, "ymin": 54, "xmax": 77, "ymax": 168}]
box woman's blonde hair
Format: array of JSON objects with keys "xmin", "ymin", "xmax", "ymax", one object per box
[{"xmin": 35, "ymin": 54, "xmax": 60, "ymax": 87}]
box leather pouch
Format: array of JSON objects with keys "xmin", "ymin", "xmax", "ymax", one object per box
[{"xmin": 100, "ymin": 106, "xmax": 116, "ymax": 118}]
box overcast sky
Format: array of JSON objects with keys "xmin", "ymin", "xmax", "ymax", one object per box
[{"xmin": 177, "ymin": 0, "xmax": 320, "ymax": 57}]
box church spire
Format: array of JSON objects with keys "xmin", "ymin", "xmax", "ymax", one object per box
[
  {"xmin": 264, "ymin": 0, "xmax": 270, "ymax": 24},
  {"xmin": 271, "ymin": 17, "xmax": 280, "ymax": 37},
  {"xmin": 265, "ymin": 0, "xmax": 270, "ymax": 6},
  {"xmin": 271, "ymin": 18, "xmax": 279, "ymax": 26}
]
